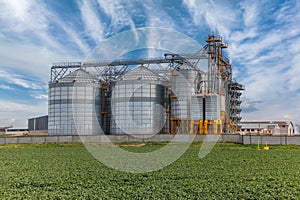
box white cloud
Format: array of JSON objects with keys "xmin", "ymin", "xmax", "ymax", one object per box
[
  {"xmin": 290, "ymin": 38, "xmax": 300, "ymax": 54},
  {"xmin": 142, "ymin": 1, "xmax": 176, "ymax": 29},
  {"xmin": 0, "ymin": 0, "xmax": 90, "ymax": 55},
  {"xmin": 0, "ymin": 100, "xmax": 47, "ymax": 128},
  {"xmin": 0, "ymin": 84, "xmax": 13, "ymax": 90},
  {"xmin": 229, "ymin": 1, "xmax": 259, "ymax": 43},
  {"xmin": 97, "ymin": 0, "xmax": 136, "ymax": 33},
  {"xmin": 183, "ymin": 0, "xmax": 300, "ymax": 124},
  {"xmin": 0, "ymin": 118, "xmax": 15, "ymax": 127},
  {"xmin": 31, "ymin": 94, "xmax": 48, "ymax": 100},
  {"xmin": 183, "ymin": 0, "xmax": 238, "ymax": 39},
  {"xmin": 126, "ymin": 1, "xmax": 186, "ymax": 58},
  {"xmin": 287, "ymin": 54, "xmax": 300, "ymax": 91},
  {"xmin": 0, "ymin": 36, "xmax": 85, "ymax": 85},
  {"xmin": 275, "ymin": 1, "xmax": 296, "ymax": 24},
  {"xmin": 0, "ymin": 0, "xmax": 63, "ymax": 51},
  {"xmin": 240, "ymin": 1, "xmax": 258, "ymax": 28},
  {"xmin": 0, "ymin": 0, "xmax": 300, "ymax": 127},
  {"xmin": 78, "ymin": 0, "xmax": 104, "ymax": 43},
  {"xmin": 57, "ymin": 23, "xmax": 91, "ymax": 55},
  {"xmin": 0, "ymin": 70, "xmax": 43, "ymax": 90},
  {"xmin": 0, "ymin": 0, "xmax": 48, "ymax": 33}
]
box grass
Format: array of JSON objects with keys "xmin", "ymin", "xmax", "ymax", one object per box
[
  {"xmin": 0, "ymin": 134, "xmax": 16, "ymax": 137},
  {"xmin": 0, "ymin": 142, "xmax": 300, "ymax": 199},
  {"xmin": 0, "ymin": 134, "xmax": 47, "ymax": 138}
]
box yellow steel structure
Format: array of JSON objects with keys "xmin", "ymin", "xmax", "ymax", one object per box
[
  {"xmin": 170, "ymin": 118, "xmax": 222, "ymax": 134},
  {"xmin": 169, "ymin": 34, "xmax": 233, "ymax": 134}
]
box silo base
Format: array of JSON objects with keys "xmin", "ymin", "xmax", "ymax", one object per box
[{"xmin": 170, "ymin": 119, "xmax": 222, "ymax": 134}]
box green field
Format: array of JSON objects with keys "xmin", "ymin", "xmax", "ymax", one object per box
[{"xmin": 0, "ymin": 143, "xmax": 300, "ymax": 199}]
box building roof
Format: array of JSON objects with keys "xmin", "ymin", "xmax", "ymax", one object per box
[
  {"xmin": 240, "ymin": 121, "xmax": 292, "ymax": 125},
  {"xmin": 0, "ymin": 125, "xmax": 13, "ymax": 131},
  {"xmin": 240, "ymin": 123, "xmax": 280, "ymax": 129},
  {"xmin": 177, "ymin": 64, "xmax": 197, "ymax": 70},
  {"xmin": 239, "ymin": 121, "xmax": 293, "ymax": 129},
  {"xmin": 58, "ymin": 69, "xmax": 99, "ymax": 83},
  {"xmin": 120, "ymin": 65, "xmax": 166, "ymax": 81}
]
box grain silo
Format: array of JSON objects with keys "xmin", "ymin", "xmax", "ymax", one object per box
[
  {"xmin": 170, "ymin": 64, "xmax": 200, "ymax": 134},
  {"xmin": 110, "ymin": 66, "xmax": 167, "ymax": 135},
  {"xmin": 49, "ymin": 34, "xmax": 244, "ymax": 134},
  {"xmin": 48, "ymin": 69, "xmax": 102, "ymax": 135}
]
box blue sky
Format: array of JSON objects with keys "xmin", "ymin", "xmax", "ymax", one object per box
[{"xmin": 0, "ymin": 0, "xmax": 299, "ymax": 128}]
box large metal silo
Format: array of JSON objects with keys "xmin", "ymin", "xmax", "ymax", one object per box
[
  {"xmin": 110, "ymin": 66, "xmax": 167, "ymax": 135},
  {"xmin": 48, "ymin": 69, "xmax": 102, "ymax": 135},
  {"xmin": 170, "ymin": 65, "xmax": 200, "ymax": 120}
]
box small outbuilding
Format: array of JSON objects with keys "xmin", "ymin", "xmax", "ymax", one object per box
[{"xmin": 238, "ymin": 121, "xmax": 294, "ymax": 136}]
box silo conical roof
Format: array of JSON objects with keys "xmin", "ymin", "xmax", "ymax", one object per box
[
  {"xmin": 177, "ymin": 64, "xmax": 197, "ymax": 70},
  {"xmin": 58, "ymin": 69, "xmax": 99, "ymax": 83},
  {"xmin": 121, "ymin": 66, "xmax": 166, "ymax": 81}
]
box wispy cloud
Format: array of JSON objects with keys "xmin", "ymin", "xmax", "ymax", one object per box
[
  {"xmin": 0, "ymin": 0, "xmax": 92, "ymax": 89},
  {"xmin": 31, "ymin": 94, "xmax": 48, "ymax": 100},
  {"xmin": 0, "ymin": 84, "xmax": 13, "ymax": 90},
  {"xmin": 77, "ymin": 0, "xmax": 104, "ymax": 43},
  {"xmin": 1, "ymin": 0, "xmax": 300, "ymax": 126},
  {"xmin": 183, "ymin": 0, "xmax": 239, "ymax": 39},
  {"xmin": 0, "ymin": 0, "xmax": 49, "ymax": 33},
  {"xmin": 287, "ymin": 54, "xmax": 300, "ymax": 91},
  {"xmin": 97, "ymin": 0, "xmax": 136, "ymax": 34},
  {"xmin": 183, "ymin": 0, "xmax": 300, "ymax": 123},
  {"xmin": 0, "ymin": 0, "xmax": 91, "ymax": 56},
  {"xmin": 142, "ymin": 1, "xmax": 176, "ymax": 29},
  {"xmin": 230, "ymin": 1, "xmax": 259, "ymax": 43},
  {"xmin": 135, "ymin": 1, "xmax": 186, "ymax": 58},
  {"xmin": 0, "ymin": 70, "xmax": 43, "ymax": 90},
  {"xmin": 0, "ymin": 0, "xmax": 62, "ymax": 51}
]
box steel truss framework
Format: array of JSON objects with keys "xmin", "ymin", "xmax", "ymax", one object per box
[
  {"xmin": 50, "ymin": 34, "xmax": 244, "ymax": 133},
  {"xmin": 51, "ymin": 53, "xmax": 209, "ymax": 82}
]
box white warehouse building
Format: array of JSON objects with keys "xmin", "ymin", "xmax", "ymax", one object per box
[{"xmin": 238, "ymin": 121, "xmax": 294, "ymax": 136}]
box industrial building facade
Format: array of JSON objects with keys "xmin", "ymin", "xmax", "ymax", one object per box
[
  {"xmin": 238, "ymin": 121, "xmax": 294, "ymax": 136},
  {"xmin": 28, "ymin": 115, "xmax": 48, "ymax": 131},
  {"xmin": 48, "ymin": 34, "xmax": 244, "ymax": 135}
]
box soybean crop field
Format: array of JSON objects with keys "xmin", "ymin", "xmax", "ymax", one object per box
[{"xmin": 0, "ymin": 143, "xmax": 300, "ymax": 199}]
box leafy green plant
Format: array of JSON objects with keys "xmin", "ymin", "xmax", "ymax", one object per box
[{"xmin": 0, "ymin": 143, "xmax": 299, "ymax": 199}]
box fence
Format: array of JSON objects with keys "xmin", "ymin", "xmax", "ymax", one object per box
[
  {"xmin": 241, "ymin": 135, "xmax": 300, "ymax": 145},
  {"xmin": 0, "ymin": 134, "xmax": 300, "ymax": 145},
  {"xmin": 0, "ymin": 134, "xmax": 239, "ymax": 144}
]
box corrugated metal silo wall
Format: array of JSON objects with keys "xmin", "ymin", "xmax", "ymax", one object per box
[
  {"xmin": 171, "ymin": 69, "xmax": 199, "ymax": 119},
  {"xmin": 48, "ymin": 81, "xmax": 102, "ymax": 135},
  {"xmin": 110, "ymin": 80, "xmax": 166, "ymax": 134}
]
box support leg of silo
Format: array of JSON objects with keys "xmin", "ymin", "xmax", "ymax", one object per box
[
  {"xmin": 190, "ymin": 120, "xmax": 194, "ymax": 134},
  {"xmin": 199, "ymin": 120, "xmax": 203, "ymax": 134},
  {"xmin": 214, "ymin": 120, "xmax": 218, "ymax": 134},
  {"xmin": 219, "ymin": 120, "xmax": 223, "ymax": 134},
  {"xmin": 204, "ymin": 120, "xmax": 208, "ymax": 134},
  {"xmin": 170, "ymin": 119, "xmax": 176, "ymax": 134}
]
